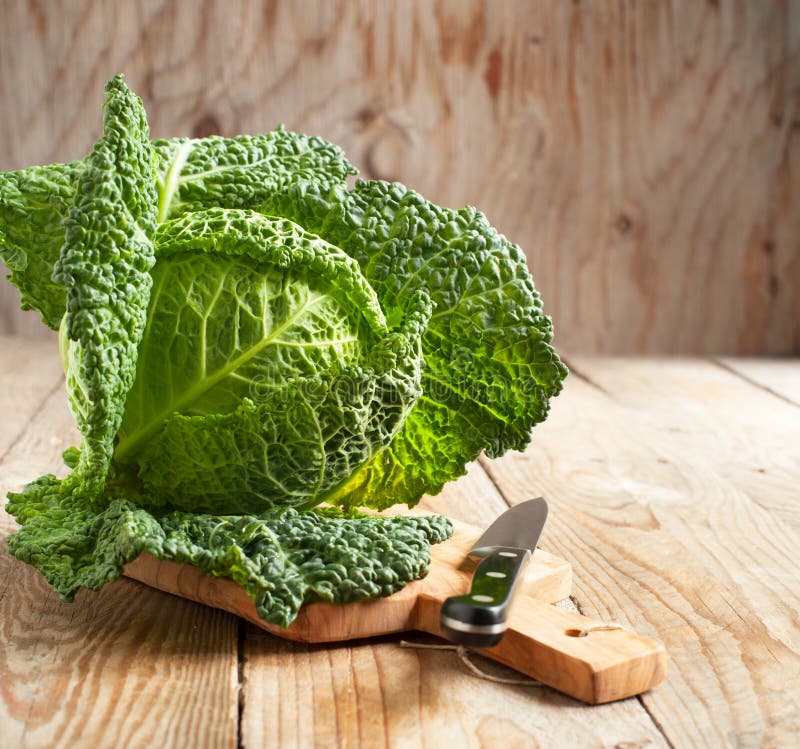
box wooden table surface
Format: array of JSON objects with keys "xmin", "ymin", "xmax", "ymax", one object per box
[{"xmin": 1, "ymin": 336, "xmax": 798, "ymax": 748}]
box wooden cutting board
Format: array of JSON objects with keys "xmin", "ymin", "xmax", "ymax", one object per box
[{"xmin": 124, "ymin": 518, "xmax": 666, "ymax": 704}]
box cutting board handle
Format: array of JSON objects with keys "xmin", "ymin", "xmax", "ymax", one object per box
[{"xmin": 414, "ymin": 592, "xmax": 666, "ymax": 704}]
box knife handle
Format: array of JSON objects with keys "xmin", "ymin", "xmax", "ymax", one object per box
[{"xmin": 440, "ymin": 547, "xmax": 531, "ymax": 647}]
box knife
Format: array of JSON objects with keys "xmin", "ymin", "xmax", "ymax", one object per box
[{"xmin": 440, "ymin": 497, "xmax": 549, "ymax": 648}]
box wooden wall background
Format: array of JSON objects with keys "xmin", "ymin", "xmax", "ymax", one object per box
[{"xmin": 0, "ymin": 0, "xmax": 797, "ymax": 354}]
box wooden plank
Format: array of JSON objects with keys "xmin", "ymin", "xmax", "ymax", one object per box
[
  {"xmin": 241, "ymin": 462, "xmax": 668, "ymax": 748},
  {"xmin": 716, "ymin": 358, "xmax": 800, "ymax": 406},
  {"xmin": 480, "ymin": 359, "xmax": 800, "ymax": 747},
  {"xmin": 0, "ymin": 555, "xmax": 239, "ymax": 749},
  {"xmin": 0, "ymin": 337, "xmax": 73, "ymax": 537},
  {"xmin": 1, "ymin": 0, "xmax": 798, "ymax": 354},
  {"xmin": 571, "ymin": 358, "xmax": 800, "ymax": 533},
  {"xmin": 0, "ymin": 335, "xmax": 62, "ymax": 460},
  {"xmin": 0, "ymin": 342, "xmax": 240, "ymax": 748}
]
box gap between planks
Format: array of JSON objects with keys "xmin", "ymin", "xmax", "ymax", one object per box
[
  {"xmin": 711, "ymin": 358, "xmax": 800, "ymax": 408},
  {"xmin": 237, "ymin": 619, "xmax": 246, "ymax": 749}
]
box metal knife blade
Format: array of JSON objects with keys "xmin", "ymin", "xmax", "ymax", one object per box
[
  {"xmin": 469, "ymin": 496, "xmax": 549, "ymax": 556},
  {"xmin": 440, "ymin": 497, "xmax": 549, "ymax": 647}
]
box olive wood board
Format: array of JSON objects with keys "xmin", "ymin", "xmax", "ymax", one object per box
[{"xmin": 123, "ymin": 516, "xmax": 666, "ymax": 704}]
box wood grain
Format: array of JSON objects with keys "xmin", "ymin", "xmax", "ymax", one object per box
[
  {"xmin": 2, "ymin": 343, "xmax": 795, "ymax": 739},
  {"xmin": 240, "ymin": 631, "xmax": 669, "ymax": 749},
  {"xmin": 422, "ymin": 588, "xmax": 666, "ymax": 705},
  {"xmin": 0, "ymin": 0, "xmax": 798, "ymax": 354},
  {"xmin": 125, "ymin": 523, "xmax": 667, "ymax": 704},
  {"xmin": 0, "ymin": 339, "xmax": 239, "ymax": 749},
  {"xmin": 481, "ymin": 358, "xmax": 800, "ymax": 747},
  {"xmin": 0, "ymin": 335, "xmax": 62, "ymax": 477}
]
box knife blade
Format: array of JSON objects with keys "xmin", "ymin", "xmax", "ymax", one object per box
[{"xmin": 440, "ymin": 497, "xmax": 548, "ymax": 647}]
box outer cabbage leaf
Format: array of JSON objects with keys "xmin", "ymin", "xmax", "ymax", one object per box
[
  {"xmin": 114, "ymin": 208, "xmax": 431, "ymax": 513},
  {"xmin": 6, "ymin": 472, "xmax": 452, "ymax": 628},
  {"xmin": 153, "ymin": 127, "xmax": 356, "ymax": 221},
  {"xmin": 260, "ymin": 180, "xmax": 568, "ymax": 508},
  {"xmin": 0, "ymin": 160, "xmax": 84, "ymax": 329},
  {"xmin": 54, "ymin": 75, "xmax": 157, "ymax": 497}
]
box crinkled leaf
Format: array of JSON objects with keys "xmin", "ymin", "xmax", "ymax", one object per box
[
  {"xmin": 6, "ymin": 474, "xmax": 164, "ymax": 595},
  {"xmin": 54, "ymin": 75, "xmax": 157, "ymax": 496},
  {"xmin": 153, "ymin": 128, "xmax": 356, "ymax": 221},
  {"xmin": 6, "ymin": 475, "xmax": 452, "ymax": 628},
  {"xmin": 0, "ymin": 160, "xmax": 84, "ymax": 328},
  {"xmin": 260, "ymin": 180, "xmax": 568, "ymax": 508}
]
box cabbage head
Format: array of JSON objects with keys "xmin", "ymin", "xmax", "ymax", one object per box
[{"xmin": 0, "ymin": 76, "xmax": 566, "ymax": 626}]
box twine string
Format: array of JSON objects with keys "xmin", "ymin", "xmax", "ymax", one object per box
[
  {"xmin": 399, "ymin": 640, "xmax": 543, "ymax": 686},
  {"xmin": 400, "ymin": 622, "xmax": 626, "ymax": 687}
]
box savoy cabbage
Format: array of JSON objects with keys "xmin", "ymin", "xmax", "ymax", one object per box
[{"xmin": 0, "ymin": 76, "xmax": 566, "ymax": 626}]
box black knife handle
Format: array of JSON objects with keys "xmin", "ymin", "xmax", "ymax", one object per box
[{"xmin": 440, "ymin": 547, "xmax": 531, "ymax": 648}]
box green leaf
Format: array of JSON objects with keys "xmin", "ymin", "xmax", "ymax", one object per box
[
  {"xmin": 54, "ymin": 75, "xmax": 158, "ymax": 497},
  {"xmin": 6, "ymin": 474, "xmax": 165, "ymax": 596},
  {"xmin": 6, "ymin": 474, "xmax": 452, "ymax": 628},
  {"xmin": 152, "ymin": 128, "xmax": 356, "ymax": 221},
  {"xmin": 0, "ymin": 160, "xmax": 84, "ymax": 329},
  {"xmin": 260, "ymin": 180, "xmax": 568, "ymax": 508},
  {"xmin": 160, "ymin": 507, "xmax": 452, "ymax": 627}
]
